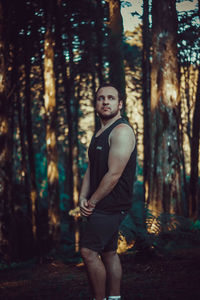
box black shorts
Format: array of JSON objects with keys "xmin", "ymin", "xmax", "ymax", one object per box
[{"xmin": 80, "ymin": 210, "xmax": 126, "ymax": 253}]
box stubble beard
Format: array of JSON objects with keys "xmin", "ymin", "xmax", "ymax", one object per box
[{"xmin": 98, "ymin": 109, "xmax": 119, "ymax": 121}]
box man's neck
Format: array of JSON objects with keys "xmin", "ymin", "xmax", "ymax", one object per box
[{"xmin": 100, "ymin": 114, "xmax": 122, "ymax": 129}]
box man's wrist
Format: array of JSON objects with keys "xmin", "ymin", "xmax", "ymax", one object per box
[
  {"xmin": 79, "ymin": 196, "xmax": 87, "ymax": 205},
  {"xmin": 88, "ymin": 200, "xmax": 96, "ymax": 208}
]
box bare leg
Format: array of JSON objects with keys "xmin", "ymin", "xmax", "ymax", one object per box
[
  {"xmin": 101, "ymin": 251, "xmax": 122, "ymax": 296},
  {"xmin": 81, "ymin": 247, "xmax": 106, "ymax": 300}
]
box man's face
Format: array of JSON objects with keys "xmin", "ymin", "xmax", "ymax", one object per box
[{"xmin": 96, "ymin": 86, "xmax": 123, "ymax": 121}]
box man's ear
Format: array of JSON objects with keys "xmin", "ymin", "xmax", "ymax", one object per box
[
  {"xmin": 95, "ymin": 109, "xmax": 99, "ymax": 117},
  {"xmin": 119, "ymin": 100, "xmax": 123, "ymax": 110}
]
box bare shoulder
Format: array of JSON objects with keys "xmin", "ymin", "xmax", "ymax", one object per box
[
  {"xmin": 112, "ymin": 123, "xmax": 135, "ymax": 139},
  {"xmin": 109, "ymin": 123, "xmax": 136, "ymax": 149}
]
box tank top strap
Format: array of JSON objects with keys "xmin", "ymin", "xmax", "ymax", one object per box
[
  {"xmin": 99, "ymin": 117, "xmax": 128, "ymax": 138},
  {"xmin": 106, "ymin": 117, "xmax": 125, "ymax": 134}
]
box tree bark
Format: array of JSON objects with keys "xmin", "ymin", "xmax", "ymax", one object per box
[
  {"xmin": 107, "ymin": 0, "xmax": 126, "ymax": 103},
  {"xmin": 0, "ymin": 1, "xmax": 11, "ymax": 260},
  {"xmin": 24, "ymin": 40, "xmax": 39, "ymax": 245},
  {"xmin": 149, "ymin": 0, "xmax": 182, "ymax": 215},
  {"xmin": 55, "ymin": 3, "xmax": 74, "ymax": 211},
  {"xmin": 95, "ymin": 0, "xmax": 105, "ymax": 85},
  {"xmin": 142, "ymin": 0, "xmax": 151, "ymax": 205},
  {"xmin": 44, "ymin": 25, "xmax": 60, "ymax": 248},
  {"xmin": 189, "ymin": 67, "xmax": 200, "ymax": 220},
  {"xmin": 54, "ymin": 3, "xmax": 80, "ymax": 251}
]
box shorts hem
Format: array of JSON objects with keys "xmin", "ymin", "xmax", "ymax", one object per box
[
  {"xmin": 80, "ymin": 241, "xmax": 118, "ymax": 253},
  {"xmin": 80, "ymin": 244, "xmax": 103, "ymax": 253}
]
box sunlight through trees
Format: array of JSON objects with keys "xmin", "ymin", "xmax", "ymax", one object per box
[{"xmin": 0, "ymin": 0, "xmax": 199, "ymax": 260}]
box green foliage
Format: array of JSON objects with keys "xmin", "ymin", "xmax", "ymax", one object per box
[
  {"xmin": 120, "ymin": 199, "xmax": 146, "ymax": 243},
  {"xmin": 121, "ymin": 202, "xmax": 200, "ymax": 256},
  {"xmin": 190, "ymin": 220, "xmax": 200, "ymax": 231},
  {"xmin": 78, "ymin": 132, "xmax": 88, "ymax": 178},
  {"xmin": 154, "ymin": 214, "xmax": 200, "ymax": 254},
  {"xmin": 60, "ymin": 193, "xmax": 70, "ymax": 211},
  {"xmin": 121, "ymin": 1, "xmax": 132, "ymax": 8},
  {"xmin": 2, "ymin": 0, "xmax": 199, "ymax": 263},
  {"xmin": 123, "ymin": 42, "xmax": 141, "ymax": 70},
  {"xmin": 35, "ymin": 152, "xmax": 70, "ymax": 210},
  {"xmin": 35, "ymin": 153, "xmax": 47, "ymax": 179},
  {"xmin": 35, "ymin": 152, "xmax": 48, "ymax": 202},
  {"xmin": 58, "ymin": 161, "xmax": 70, "ymax": 211},
  {"xmin": 0, "ymin": 259, "xmax": 36, "ymax": 271},
  {"xmin": 177, "ymin": 7, "xmax": 200, "ymax": 64}
]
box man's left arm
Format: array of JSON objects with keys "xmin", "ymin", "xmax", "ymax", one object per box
[{"xmin": 83, "ymin": 124, "xmax": 135, "ymax": 216}]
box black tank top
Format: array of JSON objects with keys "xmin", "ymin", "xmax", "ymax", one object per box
[{"xmin": 88, "ymin": 117, "xmax": 137, "ymax": 213}]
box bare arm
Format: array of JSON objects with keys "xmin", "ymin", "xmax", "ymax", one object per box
[
  {"xmin": 81, "ymin": 124, "xmax": 135, "ymax": 216},
  {"xmin": 79, "ymin": 163, "xmax": 94, "ymax": 216},
  {"xmin": 79, "ymin": 163, "xmax": 90, "ymax": 201}
]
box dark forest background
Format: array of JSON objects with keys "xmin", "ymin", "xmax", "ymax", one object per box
[{"xmin": 0, "ymin": 0, "xmax": 200, "ymax": 264}]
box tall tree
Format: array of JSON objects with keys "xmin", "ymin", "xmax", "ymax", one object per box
[
  {"xmin": 149, "ymin": 0, "xmax": 181, "ymax": 215},
  {"xmin": 24, "ymin": 34, "xmax": 39, "ymax": 246},
  {"xmin": 54, "ymin": 0, "xmax": 81, "ymax": 251},
  {"xmin": 189, "ymin": 66, "xmax": 200, "ymax": 220},
  {"xmin": 107, "ymin": 0, "xmax": 126, "ymax": 101},
  {"xmin": 94, "ymin": 0, "xmax": 105, "ymax": 85},
  {"xmin": 188, "ymin": 0, "xmax": 200, "ymax": 220},
  {"xmin": 44, "ymin": 0, "xmax": 60, "ymax": 248},
  {"xmin": 0, "ymin": 1, "xmax": 11, "ymax": 259},
  {"xmin": 177, "ymin": 2, "xmax": 200, "ymax": 217},
  {"xmin": 142, "ymin": 0, "xmax": 151, "ymax": 205},
  {"xmin": 19, "ymin": 0, "xmax": 44, "ymax": 252}
]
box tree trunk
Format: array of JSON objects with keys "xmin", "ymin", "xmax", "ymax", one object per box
[
  {"xmin": 91, "ymin": 71, "xmax": 100, "ymax": 131},
  {"xmin": 44, "ymin": 27, "xmax": 60, "ymax": 248},
  {"xmin": 142, "ymin": 0, "xmax": 151, "ymax": 205},
  {"xmin": 67, "ymin": 33, "xmax": 82, "ymax": 252},
  {"xmin": 149, "ymin": 0, "xmax": 182, "ymax": 215},
  {"xmin": 107, "ymin": 0, "xmax": 126, "ymax": 102},
  {"xmin": 54, "ymin": 3, "xmax": 80, "ymax": 251},
  {"xmin": 24, "ymin": 37, "xmax": 38, "ymax": 247},
  {"xmin": 12, "ymin": 31, "xmax": 31, "ymax": 217},
  {"xmin": 55, "ymin": 3, "xmax": 74, "ymax": 210},
  {"xmin": 189, "ymin": 67, "xmax": 200, "ymax": 220},
  {"xmin": 95, "ymin": 0, "xmax": 105, "ymax": 85},
  {"xmin": 0, "ymin": 1, "xmax": 11, "ymax": 261}
]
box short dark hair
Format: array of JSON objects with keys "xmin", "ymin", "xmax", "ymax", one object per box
[{"xmin": 95, "ymin": 83, "xmax": 124, "ymax": 103}]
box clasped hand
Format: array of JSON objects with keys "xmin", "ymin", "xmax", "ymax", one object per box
[{"xmin": 79, "ymin": 198, "xmax": 95, "ymax": 217}]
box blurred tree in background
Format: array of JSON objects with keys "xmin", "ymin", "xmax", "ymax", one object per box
[
  {"xmin": 149, "ymin": 0, "xmax": 181, "ymax": 215},
  {"xmin": 0, "ymin": 0, "xmax": 199, "ymax": 262}
]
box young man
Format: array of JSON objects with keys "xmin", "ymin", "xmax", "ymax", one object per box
[{"xmin": 79, "ymin": 83, "xmax": 137, "ymax": 300}]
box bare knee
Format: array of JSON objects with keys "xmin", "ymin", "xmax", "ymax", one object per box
[
  {"xmin": 80, "ymin": 247, "xmax": 93, "ymax": 259},
  {"xmin": 81, "ymin": 247, "xmax": 98, "ymax": 264},
  {"xmin": 101, "ymin": 250, "xmax": 117, "ymax": 261}
]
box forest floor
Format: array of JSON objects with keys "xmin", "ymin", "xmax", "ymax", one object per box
[{"xmin": 0, "ymin": 247, "xmax": 200, "ymax": 300}]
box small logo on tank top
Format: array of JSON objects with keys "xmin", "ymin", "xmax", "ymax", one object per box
[{"xmin": 96, "ymin": 146, "xmax": 103, "ymax": 151}]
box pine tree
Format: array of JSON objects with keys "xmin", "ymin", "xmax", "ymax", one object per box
[{"xmin": 149, "ymin": 0, "xmax": 182, "ymax": 215}]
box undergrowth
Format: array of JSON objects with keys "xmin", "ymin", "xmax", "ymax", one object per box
[{"xmin": 120, "ymin": 201, "xmax": 200, "ymax": 256}]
